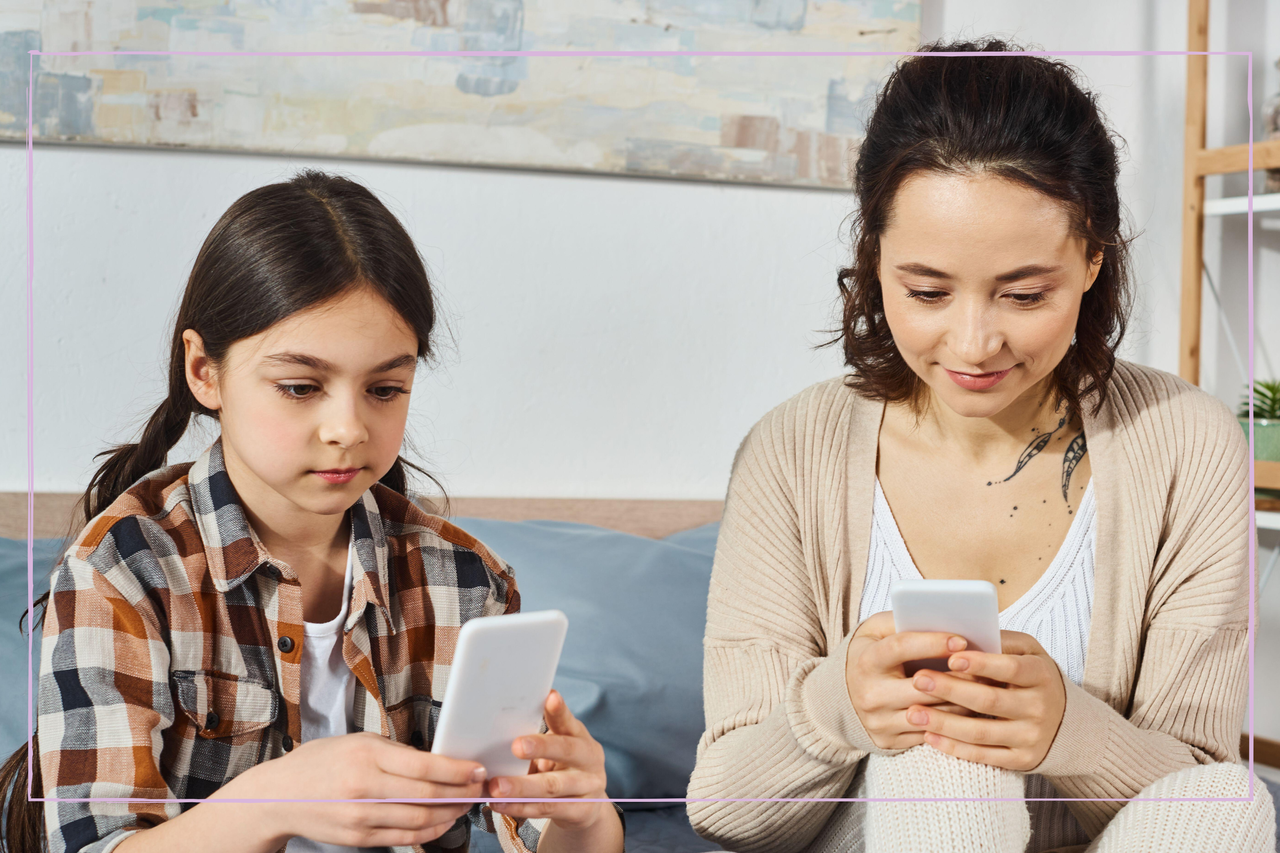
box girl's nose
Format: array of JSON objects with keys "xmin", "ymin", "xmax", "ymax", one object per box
[{"xmin": 318, "ymin": 399, "xmax": 369, "ymax": 449}]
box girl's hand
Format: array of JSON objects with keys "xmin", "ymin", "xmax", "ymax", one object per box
[
  {"xmin": 219, "ymin": 731, "xmax": 487, "ymax": 850},
  {"xmin": 845, "ymin": 611, "xmax": 982, "ymax": 750},
  {"xmin": 905, "ymin": 629, "xmax": 1068, "ymax": 771},
  {"xmin": 487, "ymin": 690, "xmax": 614, "ymax": 833}
]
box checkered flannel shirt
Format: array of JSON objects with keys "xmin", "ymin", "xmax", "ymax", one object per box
[{"xmin": 39, "ymin": 439, "xmax": 546, "ymax": 853}]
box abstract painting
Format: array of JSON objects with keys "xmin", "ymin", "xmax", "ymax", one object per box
[{"xmin": 1, "ymin": 1, "xmax": 920, "ymax": 188}]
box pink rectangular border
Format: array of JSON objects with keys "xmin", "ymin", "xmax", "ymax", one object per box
[{"xmin": 23, "ymin": 47, "xmax": 1259, "ymax": 807}]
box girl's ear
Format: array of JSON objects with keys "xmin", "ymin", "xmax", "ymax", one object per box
[{"xmin": 183, "ymin": 330, "xmax": 222, "ymax": 412}]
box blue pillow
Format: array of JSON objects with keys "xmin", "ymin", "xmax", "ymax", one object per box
[
  {"xmin": 0, "ymin": 537, "xmax": 66, "ymax": 756},
  {"xmin": 452, "ymin": 518, "xmax": 718, "ymax": 808}
]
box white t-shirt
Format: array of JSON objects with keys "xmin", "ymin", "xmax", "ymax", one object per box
[{"xmin": 286, "ymin": 540, "xmax": 361, "ymax": 853}]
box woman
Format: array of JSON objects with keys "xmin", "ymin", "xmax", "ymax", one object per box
[{"xmin": 686, "ymin": 40, "xmax": 1274, "ymax": 853}]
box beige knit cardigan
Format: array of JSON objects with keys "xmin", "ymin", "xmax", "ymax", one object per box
[{"xmin": 686, "ymin": 360, "xmax": 1252, "ymax": 853}]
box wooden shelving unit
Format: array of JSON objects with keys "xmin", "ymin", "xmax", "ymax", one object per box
[{"xmin": 1180, "ymin": 0, "xmax": 1280, "ymax": 385}]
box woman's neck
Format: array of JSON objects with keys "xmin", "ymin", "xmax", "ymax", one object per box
[{"xmin": 911, "ymin": 380, "xmax": 1071, "ymax": 465}]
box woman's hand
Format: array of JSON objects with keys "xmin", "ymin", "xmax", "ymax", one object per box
[
  {"xmin": 214, "ymin": 731, "xmax": 486, "ymax": 850},
  {"xmin": 845, "ymin": 611, "xmax": 981, "ymax": 750},
  {"xmin": 905, "ymin": 629, "xmax": 1068, "ymax": 771}
]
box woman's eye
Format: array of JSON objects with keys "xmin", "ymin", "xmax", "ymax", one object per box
[
  {"xmin": 905, "ymin": 290, "xmax": 946, "ymax": 302},
  {"xmin": 275, "ymin": 384, "xmax": 317, "ymax": 400},
  {"xmin": 1008, "ymin": 292, "xmax": 1048, "ymax": 305}
]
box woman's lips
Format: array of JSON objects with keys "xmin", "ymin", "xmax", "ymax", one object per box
[
  {"xmin": 314, "ymin": 468, "xmax": 361, "ymax": 484},
  {"xmin": 945, "ymin": 368, "xmax": 1012, "ymax": 391}
]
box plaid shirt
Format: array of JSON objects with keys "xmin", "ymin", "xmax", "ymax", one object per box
[{"xmin": 38, "ymin": 439, "xmax": 545, "ymax": 853}]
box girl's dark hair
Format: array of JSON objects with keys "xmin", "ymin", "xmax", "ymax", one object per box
[
  {"xmin": 2, "ymin": 170, "xmax": 445, "ymax": 851},
  {"xmin": 834, "ymin": 38, "xmax": 1133, "ymax": 420}
]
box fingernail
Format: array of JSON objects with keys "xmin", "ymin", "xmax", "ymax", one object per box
[
  {"xmin": 950, "ymin": 657, "xmax": 969, "ymax": 671},
  {"xmin": 471, "ymin": 767, "xmax": 487, "ymax": 783},
  {"xmin": 908, "ymin": 710, "xmax": 928, "ymax": 726},
  {"xmin": 518, "ymin": 738, "xmax": 535, "ymax": 757},
  {"xmin": 914, "ymin": 675, "xmax": 935, "ymax": 692},
  {"xmin": 493, "ymin": 779, "xmax": 509, "ymax": 796},
  {"xmin": 948, "ymin": 636, "xmax": 967, "ymax": 652}
]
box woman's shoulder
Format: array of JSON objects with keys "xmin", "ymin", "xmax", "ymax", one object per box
[
  {"xmin": 741, "ymin": 375, "xmax": 878, "ymax": 449},
  {"xmin": 1099, "ymin": 359, "xmax": 1244, "ymax": 447}
]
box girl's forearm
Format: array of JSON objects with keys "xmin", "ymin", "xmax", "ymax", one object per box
[
  {"xmin": 535, "ymin": 805, "xmax": 625, "ymax": 853},
  {"xmin": 112, "ymin": 766, "xmax": 291, "ymax": 853}
]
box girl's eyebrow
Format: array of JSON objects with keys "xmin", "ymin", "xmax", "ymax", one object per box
[
  {"xmin": 261, "ymin": 352, "xmax": 417, "ymax": 374},
  {"xmin": 893, "ymin": 262, "xmax": 1062, "ymax": 282}
]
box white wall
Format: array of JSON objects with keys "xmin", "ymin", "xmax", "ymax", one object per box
[
  {"xmin": 10, "ymin": 0, "xmax": 1270, "ymax": 499},
  {"xmin": 4, "ymin": 0, "xmax": 1280, "ymax": 735}
]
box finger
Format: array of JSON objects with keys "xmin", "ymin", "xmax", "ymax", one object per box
[
  {"xmin": 996, "ymin": 630, "xmax": 1043, "ymax": 656},
  {"xmin": 907, "ymin": 704, "xmax": 1019, "ymax": 747},
  {"xmin": 365, "ymin": 802, "xmax": 474, "ymax": 829},
  {"xmin": 490, "ymin": 800, "xmax": 582, "ymax": 821},
  {"xmin": 947, "ymin": 650, "xmax": 1039, "ymax": 689},
  {"xmin": 544, "ymin": 690, "xmax": 587, "ymax": 737},
  {"xmin": 911, "ymin": 670, "xmax": 1012, "ymax": 718},
  {"xmin": 868, "ymin": 632, "xmax": 967, "ymax": 672},
  {"xmin": 374, "ymin": 744, "xmax": 487, "ymax": 786},
  {"xmin": 853, "ymin": 610, "xmax": 897, "ymax": 640},
  {"xmin": 923, "ymin": 732, "xmax": 1022, "ymax": 770},
  {"xmin": 490, "ymin": 769, "xmax": 598, "ymax": 800},
  {"xmin": 513, "ymin": 731, "xmax": 591, "ymax": 769}
]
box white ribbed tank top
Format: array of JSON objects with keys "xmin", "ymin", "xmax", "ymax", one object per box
[{"xmin": 858, "ymin": 477, "xmax": 1098, "ymax": 851}]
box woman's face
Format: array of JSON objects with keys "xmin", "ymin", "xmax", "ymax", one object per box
[
  {"xmin": 186, "ymin": 286, "xmax": 419, "ymax": 526},
  {"xmin": 878, "ymin": 171, "xmax": 1102, "ymax": 421}
]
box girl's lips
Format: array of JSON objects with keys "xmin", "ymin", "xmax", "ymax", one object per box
[
  {"xmin": 314, "ymin": 469, "xmax": 361, "ymax": 484},
  {"xmin": 945, "ymin": 367, "xmax": 1012, "ymax": 391}
]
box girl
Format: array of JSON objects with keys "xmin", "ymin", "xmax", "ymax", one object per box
[
  {"xmin": 0, "ymin": 171, "xmax": 625, "ymax": 853},
  {"xmin": 687, "ymin": 40, "xmax": 1275, "ymax": 852}
]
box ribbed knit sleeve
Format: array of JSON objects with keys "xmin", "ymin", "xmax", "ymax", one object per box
[
  {"xmin": 1030, "ymin": 364, "xmax": 1252, "ymax": 837},
  {"xmin": 686, "ymin": 381, "xmax": 889, "ymax": 853}
]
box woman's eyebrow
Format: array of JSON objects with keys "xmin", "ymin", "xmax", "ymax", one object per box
[
  {"xmin": 261, "ymin": 352, "xmax": 417, "ymax": 373},
  {"xmin": 892, "ymin": 262, "xmax": 1062, "ymax": 282}
]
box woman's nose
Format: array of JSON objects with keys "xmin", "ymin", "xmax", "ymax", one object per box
[{"xmin": 949, "ymin": 304, "xmax": 1004, "ymax": 366}]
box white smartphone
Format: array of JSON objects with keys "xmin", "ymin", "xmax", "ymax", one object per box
[
  {"xmin": 430, "ymin": 609, "xmax": 568, "ymax": 779},
  {"xmin": 889, "ymin": 579, "xmax": 1002, "ymax": 676}
]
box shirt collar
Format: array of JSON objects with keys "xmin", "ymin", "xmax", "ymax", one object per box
[{"xmin": 189, "ymin": 438, "xmax": 395, "ymax": 630}]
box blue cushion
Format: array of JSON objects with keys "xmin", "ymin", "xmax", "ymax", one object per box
[
  {"xmin": 0, "ymin": 537, "xmax": 66, "ymax": 755},
  {"xmin": 452, "ymin": 518, "xmax": 717, "ymax": 809}
]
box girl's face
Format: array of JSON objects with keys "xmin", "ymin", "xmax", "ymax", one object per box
[
  {"xmin": 877, "ymin": 171, "xmax": 1102, "ymax": 421},
  {"xmin": 186, "ymin": 286, "xmax": 419, "ymax": 525}
]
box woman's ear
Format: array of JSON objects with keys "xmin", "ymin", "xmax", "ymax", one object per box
[
  {"xmin": 183, "ymin": 330, "xmax": 222, "ymax": 412},
  {"xmin": 1083, "ymin": 250, "xmax": 1103, "ymax": 293}
]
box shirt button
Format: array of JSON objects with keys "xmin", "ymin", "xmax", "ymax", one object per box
[
  {"xmin": 282, "ymin": 734, "xmax": 294, "ymax": 752},
  {"xmin": 410, "ymin": 730, "xmax": 424, "ymax": 748},
  {"xmin": 278, "ymin": 636, "xmax": 295, "ymax": 654},
  {"xmin": 205, "ymin": 712, "xmax": 220, "ymax": 732}
]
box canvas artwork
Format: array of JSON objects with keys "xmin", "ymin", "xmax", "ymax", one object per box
[{"xmin": 1, "ymin": 1, "xmax": 920, "ymax": 189}]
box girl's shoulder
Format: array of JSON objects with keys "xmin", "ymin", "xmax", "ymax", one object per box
[
  {"xmin": 66, "ymin": 461, "xmax": 198, "ymax": 568},
  {"xmin": 368, "ymin": 485, "xmax": 515, "ymax": 583}
]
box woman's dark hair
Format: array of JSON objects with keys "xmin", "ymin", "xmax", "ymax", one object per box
[
  {"xmin": 2, "ymin": 170, "xmax": 445, "ymax": 851},
  {"xmin": 834, "ymin": 37, "xmax": 1133, "ymax": 421}
]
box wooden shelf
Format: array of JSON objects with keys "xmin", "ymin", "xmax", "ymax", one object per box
[{"xmin": 1258, "ymin": 460, "xmax": 1280, "ymax": 492}]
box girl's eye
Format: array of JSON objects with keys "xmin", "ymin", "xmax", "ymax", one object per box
[
  {"xmin": 370, "ymin": 386, "xmax": 408, "ymax": 402},
  {"xmin": 275, "ymin": 384, "xmax": 317, "ymax": 400}
]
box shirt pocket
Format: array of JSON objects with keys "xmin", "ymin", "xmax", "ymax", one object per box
[
  {"xmin": 383, "ymin": 694, "xmax": 441, "ymax": 750},
  {"xmin": 172, "ymin": 669, "xmax": 279, "ymax": 742}
]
